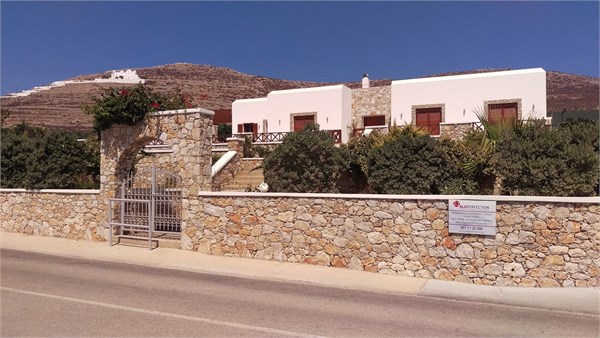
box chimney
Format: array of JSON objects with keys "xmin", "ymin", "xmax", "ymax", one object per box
[{"xmin": 362, "ymin": 73, "xmax": 370, "ymax": 89}]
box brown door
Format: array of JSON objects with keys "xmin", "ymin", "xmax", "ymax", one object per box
[
  {"xmin": 293, "ymin": 115, "xmax": 315, "ymax": 132},
  {"xmin": 488, "ymin": 103, "xmax": 518, "ymax": 123},
  {"xmin": 415, "ymin": 108, "xmax": 442, "ymax": 135}
]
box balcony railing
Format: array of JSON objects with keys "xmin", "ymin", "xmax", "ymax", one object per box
[
  {"xmin": 352, "ymin": 126, "xmax": 389, "ymax": 138},
  {"xmin": 212, "ymin": 130, "xmax": 342, "ymax": 144}
]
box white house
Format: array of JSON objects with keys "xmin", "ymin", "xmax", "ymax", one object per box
[
  {"xmin": 232, "ymin": 85, "xmax": 352, "ymax": 143},
  {"xmin": 231, "ymin": 68, "xmax": 548, "ymax": 142},
  {"xmin": 391, "ymin": 68, "xmax": 547, "ymax": 135}
]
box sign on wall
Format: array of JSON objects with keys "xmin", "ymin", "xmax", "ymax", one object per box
[{"xmin": 448, "ymin": 199, "xmax": 497, "ymax": 236}]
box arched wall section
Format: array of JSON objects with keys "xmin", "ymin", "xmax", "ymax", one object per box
[{"xmin": 99, "ymin": 109, "xmax": 214, "ymax": 235}]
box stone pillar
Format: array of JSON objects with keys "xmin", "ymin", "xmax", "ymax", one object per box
[{"xmin": 227, "ymin": 137, "xmax": 245, "ymax": 155}]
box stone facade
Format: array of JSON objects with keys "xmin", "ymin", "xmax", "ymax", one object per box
[
  {"xmin": 440, "ymin": 123, "xmax": 475, "ymax": 139},
  {"xmin": 351, "ymin": 86, "xmax": 391, "ymax": 129},
  {"xmin": 0, "ymin": 190, "xmax": 103, "ymax": 240},
  {"xmin": 183, "ymin": 193, "xmax": 599, "ymax": 287}
]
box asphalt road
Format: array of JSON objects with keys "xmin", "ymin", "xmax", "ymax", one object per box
[{"xmin": 1, "ymin": 249, "xmax": 598, "ymax": 337}]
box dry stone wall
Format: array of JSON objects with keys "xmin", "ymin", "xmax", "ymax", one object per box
[
  {"xmin": 184, "ymin": 193, "xmax": 599, "ymax": 287},
  {"xmin": 440, "ymin": 123, "xmax": 475, "ymax": 139},
  {"xmin": 0, "ymin": 190, "xmax": 103, "ymax": 240}
]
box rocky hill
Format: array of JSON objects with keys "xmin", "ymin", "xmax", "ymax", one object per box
[{"xmin": 1, "ymin": 63, "xmax": 597, "ymax": 132}]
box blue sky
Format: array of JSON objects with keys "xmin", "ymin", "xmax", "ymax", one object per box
[{"xmin": 1, "ymin": 1, "xmax": 598, "ymax": 95}]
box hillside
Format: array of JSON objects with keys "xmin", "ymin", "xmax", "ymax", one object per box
[{"xmin": 1, "ymin": 63, "xmax": 597, "ymax": 132}]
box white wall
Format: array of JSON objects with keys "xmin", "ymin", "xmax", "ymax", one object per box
[
  {"xmin": 232, "ymin": 98, "xmax": 269, "ymax": 132},
  {"xmin": 391, "ymin": 68, "xmax": 547, "ymax": 125},
  {"xmin": 232, "ymin": 85, "xmax": 352, "ymax": 140}
]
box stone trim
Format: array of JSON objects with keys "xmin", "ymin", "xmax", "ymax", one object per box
[
  {"xmin": 0, "ymin": 189, "xmax": 100, "ymax": 194},
  {"xmin": 197, "ymin": 191, "xmax": 600, "ymax": 204},
  {"xmin": 483, "ymin": 98, "xmax": 522, "ymax": 120},
  {"xmin": 410, "ymin": 103, "xmax": 446, "ymax": 126},
  {"xmin": 149, "ymin": 107, "xmax": 215, "ymax": 117},
  {"xmin": 289, "ymin": 112, "xmax": 317, "ymax": 131}
]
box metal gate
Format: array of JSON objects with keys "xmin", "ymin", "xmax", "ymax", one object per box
[{"xmin": 108, "ymin": 165, "xmax": 182, "ymax": 250}]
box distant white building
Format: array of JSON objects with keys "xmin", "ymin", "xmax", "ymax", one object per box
[
  {"xmin": 2, "ymin": 69, "xmax": 145, "ymax": 99},
  {"xmin": 231, "ymin": 68, "xmax": 548, "ymax": 142}
]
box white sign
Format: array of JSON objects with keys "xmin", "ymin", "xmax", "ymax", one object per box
[{"xmin": 448, "ymin": 199, "xmax": 497, "ymax": 236}]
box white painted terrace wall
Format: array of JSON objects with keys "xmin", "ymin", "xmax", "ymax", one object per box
[
  {"xmin": 390, "ymin": 68, "xmax": 547, "ymax": 125},
  {"xmin": 232, "ymin": 85, "xmax": 352, "ymax": 142}
]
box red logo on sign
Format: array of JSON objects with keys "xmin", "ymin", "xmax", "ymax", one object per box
[{"xmin": 453, "ymin": 201, "xmax": 460, "ymax": 208}]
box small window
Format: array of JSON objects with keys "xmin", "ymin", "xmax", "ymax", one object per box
[
  {"xmin": 293, "ymin": 115, "xmax": 315, "ymax": 132},
  {"xmin": 415, "ymin": 108, "xmax": 442, "ymax": 135},
  {"xmin": 488, "ymin": 103, "xmax": 518, "ymax": 123},
  {"xmin": 237, "ymin": 123, "xmax": 258, "ymax": 137},
  {"xmin": 363, "ymin": 115, "xmax": 386, "ymax": 127}
]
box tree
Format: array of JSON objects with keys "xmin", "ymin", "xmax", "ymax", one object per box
[
  {"xmin": 85, "ymin": 84, "xmax": 190, "ymax": 132},
  {"xmin": 263, "ymin": 125, "xmax": 343, "ymax": 193}
]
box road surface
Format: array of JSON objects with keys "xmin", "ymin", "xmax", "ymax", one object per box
[{"xmin": 1, "ymin": 249, "xmax": 598, "ymax": 337}]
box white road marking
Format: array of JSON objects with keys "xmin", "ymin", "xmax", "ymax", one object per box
[{"xmin": 1, "ymin": 286, "xmax": 326, "ymax": 338}]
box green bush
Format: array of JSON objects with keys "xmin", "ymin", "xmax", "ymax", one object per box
[
  {"xmin": 263, "ymin": 125, "xmax": 343, "ymax": 193},
  {"xmin": 493, "ymin": 120, "xmax": 599, "ymax": 196},
  {"xmin": 0, "ymin": 124, "xmax": 100, "ymax": 189},
  {"xmin": 85, "ymin": 84, "xmax": 189, "ymax": 132},
  {"xmin": 367, "ymin": 135, "xmax": 469, "ymax": 194}
]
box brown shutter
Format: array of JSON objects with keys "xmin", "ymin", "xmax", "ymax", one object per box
[{"xmin": 237, "ymin": 124, "xmax": 243, "ymax": 133}]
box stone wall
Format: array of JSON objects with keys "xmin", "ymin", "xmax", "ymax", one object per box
[
  {"xmin": 0, "ymin": 190, "xmax": 103, "ymax": 240},
  {"xmin": 351, "ymin": 86, "xmax": 391, "ymax": 129},
  {"xmin": 184, "ymin": 193, "xmax": 599, "ymax": 287},
  {"xmin": 440, "ymin": 123, "xmax": 475, "ymax": 139}
]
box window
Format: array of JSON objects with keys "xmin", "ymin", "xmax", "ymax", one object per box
[
  {"xmin": 363, "ymin": 115, "xmax": 386, "ymax": 127},
  {"xmin": 488, "ymin": 103, "xmax": 518, "ymax": 123},
  {"xmin": 293, "ymin": 115, "xmax": 315, "ymax": 132},
  {"xmin": 415, "ymin": 108, "xmax": 442, "ymax": 135},
  {"xmin": 237, "ymin": 123, "xmax": 258, "ymax": 138}
]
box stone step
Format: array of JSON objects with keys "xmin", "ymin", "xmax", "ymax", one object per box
[{"xmin": 113, "ymin": 235, "xmax": 180, "ymax": 249}]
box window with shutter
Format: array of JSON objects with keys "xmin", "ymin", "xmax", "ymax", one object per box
[
  {"xmin": 293, "ymin": 115, "xmax": 315, "ymax": 131},
  {"xmin": 415, "ymin": 108, "xmax": 442, "ymax": 135},
  {"xmin": 363, "ymin": 115, "xmax": 386, "ymax": 127},
  {"xmin": 488, "ymin": 103, "xmax": 518, "ymax": 123}
]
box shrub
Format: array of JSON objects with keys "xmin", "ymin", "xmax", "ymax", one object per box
[
  {"xmin": 493, "ymin": 120, "xmax": 599, "ymax": 196},
  {"xmin": 263, "ymin": 125, "xmax": 343, "ymax": 193},
  {"xmin": 0, "ymin": 124, "xmax": 99, "ymax": 189},
  {"xmin": 85, "ymin": 84, "xmax": 189, "ymax": 132},
  {"xmin": 367, "ymin": 135, "xmax": 468, "ymax": 194}
]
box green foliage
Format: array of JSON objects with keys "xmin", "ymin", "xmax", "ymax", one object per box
[
  {"xmin": 211, "ymin": 152, "xmax": 223, "ymax": 164},
  {"xmin": 493, "ymin": 119, "xmax": 599, "ymax": 196},
  {"xmin": 367, "ymin": 135, "xmax": 470, "ymax": 195},
  {"xmin": 85, "ymin": 84, "xmax": 189, "ymax": 132},
  {"xmin": 217, "ymin": 124, "xmax": 232, "ymax": 136},
  {"xmin": 242, "ymin": 136, "xmax": 272, "ymax": 158},
  {"xmin": 263, "ymin": 125, "xmax": 343, "ymax": 193},
  {"xmin": 0, "ymin": 124, "xmax": 100, "ymax": 189}
]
